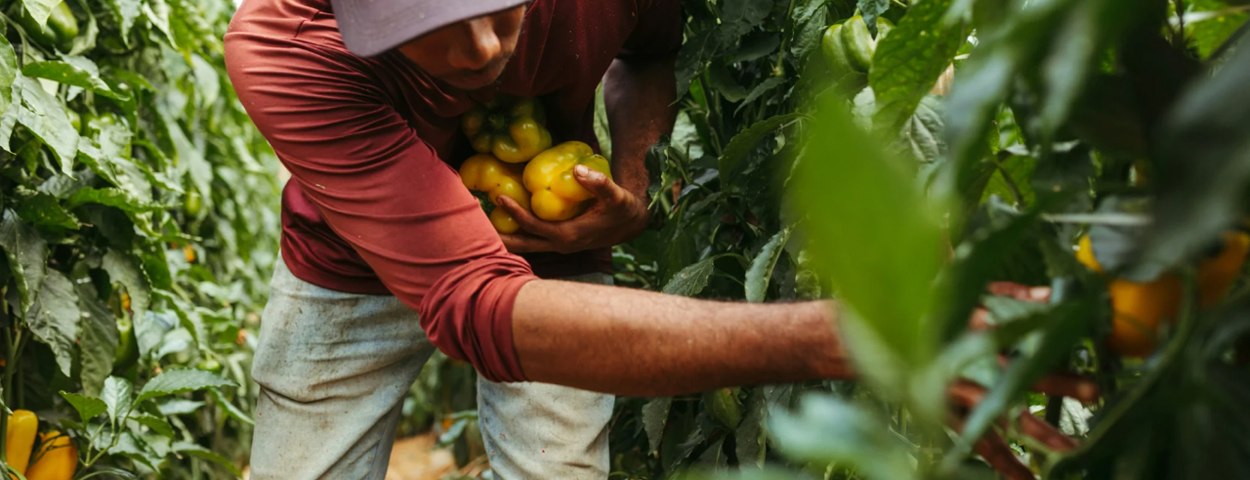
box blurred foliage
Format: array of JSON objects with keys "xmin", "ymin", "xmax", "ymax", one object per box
[{"xmin": 0, "ymin": 0, "xmax": 280, "ymax": 477}]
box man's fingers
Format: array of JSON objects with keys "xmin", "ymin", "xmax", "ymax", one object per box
[
  {"xmin": 1018, "ymin": 411, "xmax": 1079, "ymax": 451},
  {"xmin": 970, "ymin": 308, "xmax": 992, "ymax": 331},
  {"xmin": 496, "ymin": 197, "xmax": 563, "ymax": 239},
  {"xmin": 1032, "ymin": 373, "xmax": 1100, "ymax": 403},
  {"xmin": 988, "ymin": 282, "xmax": 1050, "ymax": 302},
  {"xmin": 574, "ymin": 165, "xmax": 627, "ymax": 204}
]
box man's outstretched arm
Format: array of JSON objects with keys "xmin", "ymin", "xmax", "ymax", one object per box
[{"xmin": 512, "ymin": 279, "xmax": 850, "ymax": 397}]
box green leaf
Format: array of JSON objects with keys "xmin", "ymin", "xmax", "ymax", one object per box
[
  {"xmin": 770, "ymin": 394, "xmax": 917, "ymax": 480},
  {"xmin": 717, "ymin": 0, "xmax": 773, "ymax": 44},
  {"xmin": 143, "ymin": 0, "xmax": 178, "ymax": 50},
  {"xmin": 1146, "ymin": 36, "xmax": 1250, "ymax": 271},
  {"xmin": 789, "ymin": 0, "xmax": 831, "ymax": 60},
  {"xmin": 734, "ymin": 76, "xmax": 785, "ymax": 114},
  {"xmin": 103, "ymin": 250, "xmax": 150, "ymax": 328},
  {"xmin": 661, "ymin": 257, "xmax": 717, "ymax": 296},
  {"xmin": 135, "ymin": 369, "xmax": 236, "ymax": 405},
  {"xmin": 719, "ymin": 113, "xmax": 801, "ymax": 181},
  {"xmin": 105, "ymin": 0, "xmax": 143, "ymax": 41},
  {"xmin": 20, "ymin": 0, "xmax": 63, "ymax": 31},
  {"xmin": 676, "ymin": 30, "xmax": 714, "ymax": 96},
  {"xmin": 642, "ymin": 397, "xmax": 672, "ymax": 454},
  {"xmin": 14, "ymin": 77, "xmax": 78, "ymax": 171},
  {"xmin": 76, "ymin": 279, "xmax": 119, "ymax": 397},
  {"xmin": 745, "ymin": 227, "xmax": 792, "ymax": 302},
  {"xmin": 15, "ymin": 191, "xmax": 78, "ymax": 231},
  {"xmin": 130, "ymin": 413, "xmax": 175, "ymax": 438},
  {"xmin": 794, "ymin": 94, "xmax": 943, "ymax": 376},
  {"xmin": 171, "ymin": 441, "xmax": 243, "ymax": 476},
  {"xmin": 0, "ymin": 36, "xmax": 18, "ymax": 123},
  {"xmin": 211, "ymin": 388, "xmax": 254, "ymax": 426},
  {"xmin": 0, "ymin": 209, "xmax": 48, "ymax": 313},
  {"xmin": 22, "ymin": 56, "xmax": 123, "ymax": 99},
  {"xmin": 190, "ymin": 54, "xmax": 220, "ymax": 107},
  {"xmin": 60, "ymin": 391, "xmax": 107, "ymax": 424},
  {"xmin": 858, "ymin": 0, "xmax": 891, "ymax": 36},
  {"xmin": 157, "ymin": 399, "xmax": 205, "ymax": 416},
  {"xmin": 896, "ymin": 95, "xmax": 946, "ymax": 164},
  {"xmin": 869, "ymin": 0, "xmax": 967, "ymax": 134},
  {"xmin": 101, "ymin": 376, "xmax": 134, "ymax": 424},
  {"xmin": 732, "ymin": 33, "xmax": 780, "ymax": 63},
  {"xmin": 67, "ymin": 187, "xmax": 164, "ymax": 212},
  {"xmin": 26, "ymin": 269, "xmax": 80, "ymax": 376}
]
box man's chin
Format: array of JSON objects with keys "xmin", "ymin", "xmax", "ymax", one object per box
[{"xmin": 443, "ymin": 69, "xmax": 505, "ymax": 90}]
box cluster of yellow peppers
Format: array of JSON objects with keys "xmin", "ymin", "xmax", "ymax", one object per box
[
  {"xmin": 459, "ymin": 96, "xmax": 612, "ymax": 233},
  {"xmin": 1076, "ymin": 231, "xmax": 1250, "ymax": 357},
  {"xmin": 4, "ymin": 410, "xmax": 77, "ymax": 480}
]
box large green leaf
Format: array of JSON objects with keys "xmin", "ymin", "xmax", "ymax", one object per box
[
  {"xmin": 770, "ymin": 394, "xmax": 917, "ymax": 480},
  {"xmin": 77, "ymin": 278, "xmax": 119, "ymax": 397},
  {"xmin": 26, "ymin": 269, "xmax": 80, "ymax": 376},
  {"xmin": 745, "ymin": 227, "xmax": 792, "ymax": 302},
  {"xmin": 719, "ymin": 113, "xmax": 802, "ymax": 181},
  {"xmin": 134, "ymin": 369, "xmax": 236, "ymax": 405},
  {"xmin": 662, "ymin": 257, "xmax": 717, "ymax": 296},
  {"xmin": 22, "ymin": 56, "xmax": 123, "ymax": 99},
  {"xmin": 870, "ymin": 0, "xmax": 967, "ymax": 134},
  {"xmin": 15, "ymin": 190, "xmax": 78, "ymax": 231},
  {"xmin": 642, "ymin": 397, "xmax": 672, "ymax": 453},
  {"xmin": 0, "ymin": 36, "xmax": 17, "ymax": 124},
  {"xmin": 858, "ymin": 0, "xmax": 892, "ymax": 36},
  {"xmin": 60, "ymin": 391, "xmax": 107, "ymax": 424},
  {"xmin": 105, "ymin": 0, "xmax": 143, "ymax": 43},
  {"xmin": 0, "ymin": 210, "xmax": 48, "ymax": 312},
  {"xmin": 103, "ymin": 250, "xmax": 150, "ymax": 328},
  {"xmin": 1146, "ymin": 35, "xmax": 1250, "ymax": 271},
  {"xmin": 101, "ymin": 376, "xmax": 134, "ymax": 424},
  {"xmin": 793, "ymin": 94, "xmax": 943, "ymax": 380},
  {"xmin": 14, "ymin": 76, "xmax": 78, "ymax": 171}
]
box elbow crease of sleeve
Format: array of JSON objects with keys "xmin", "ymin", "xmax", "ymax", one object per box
[{"xmin": 418, "ymin": 254, "xmax": 537, "ymax": 383}]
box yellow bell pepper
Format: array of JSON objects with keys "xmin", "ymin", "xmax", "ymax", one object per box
[
  {"xmin": 5, "ymin": 410, "xmax": 38, "ymax": 476},
  {"xmin": 461, "ymin": 97, "xmax": 553, "ymax": 164},
  {"xmin": 1077, "ymin": 231, "xmax": 1250, "ymax": 357},
  {"xmin": 459, "ymin": 153, "xmax": 531, "ymax": 234},
  {"xmin": 522, "ymin": 141, "xmax": 612, "ymax": 222},
  {"xmin": 25, "ymin": 431, "xmax": 76, "ymax": 480}
]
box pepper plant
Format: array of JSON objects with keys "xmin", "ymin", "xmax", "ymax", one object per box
[{"xmin": 0, "ymin": 0, "xmax": 280, "ymax": 477}]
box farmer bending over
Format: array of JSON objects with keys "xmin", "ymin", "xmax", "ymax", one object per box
[{"xmin": 224, "ymin": 1, "xmax": 1087, "ymax": 479}]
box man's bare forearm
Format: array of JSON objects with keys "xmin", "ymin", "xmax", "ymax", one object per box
[
  {"xmin": 604, "ymin": 56, "xmax": 678, "ymax": 199},
  {"xmin": 512, "ymin": 280, "xmax": 852, "ymax": 397}
]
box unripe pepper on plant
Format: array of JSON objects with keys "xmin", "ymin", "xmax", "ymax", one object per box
[
  {"xmin": 24, "ymin": 431, "xmax": 76, "ymax": 480},
  {"xmin": 705, "ymin": 388, "xmax": 742, "ymax": 429},
  {"xmin": 822, "ymin": 16, "xmax": 893, "ymax": 75},
  {"xmin": 1077, "ymin": 232, "xmax": 1250, "ymax": 357},
  {"xmin": 461, "ymin": 97, "xmax": 553, "ymax": 164},
  {"xmin": 17, "ymin": 2, "xmax": 78, "ymax": 52},
  {"xmin": 5, "ymin": 410, "xmax": 38, "ymax": 477},
  {"xmin": 522, "ymin": 141, "xmax": 611, "ymax": 222},
  {"xmin": 459, "ymin": 153, "xmax": 531, "ymax": 234}
]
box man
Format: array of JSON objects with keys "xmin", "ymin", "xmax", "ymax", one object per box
[{"xmin": 225, "ymin": 1, "xmax": 1087, "ymax": 479}]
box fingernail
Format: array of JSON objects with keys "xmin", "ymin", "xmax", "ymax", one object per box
[
  {"xmin": 574, "ymin": 165, "xmax": 590, "ymax": 177},
  {"xmin": 1030, "ymin": 287, "xmax": 1050, "ymax": 300}
]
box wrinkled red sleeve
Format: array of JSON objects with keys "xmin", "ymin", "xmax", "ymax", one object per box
[{"xmin": 225, "ymin": 32, "xmax": 534, "ymax": 383}]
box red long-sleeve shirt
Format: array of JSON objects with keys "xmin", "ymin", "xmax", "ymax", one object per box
[{"xmin": 224, "ymin": 0, "xmax": 680, "ymax": 381}]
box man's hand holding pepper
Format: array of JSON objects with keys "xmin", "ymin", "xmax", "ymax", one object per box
[{"xmin": 495, "ymin": 165, "xmax": 649, "ymax": 254}]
